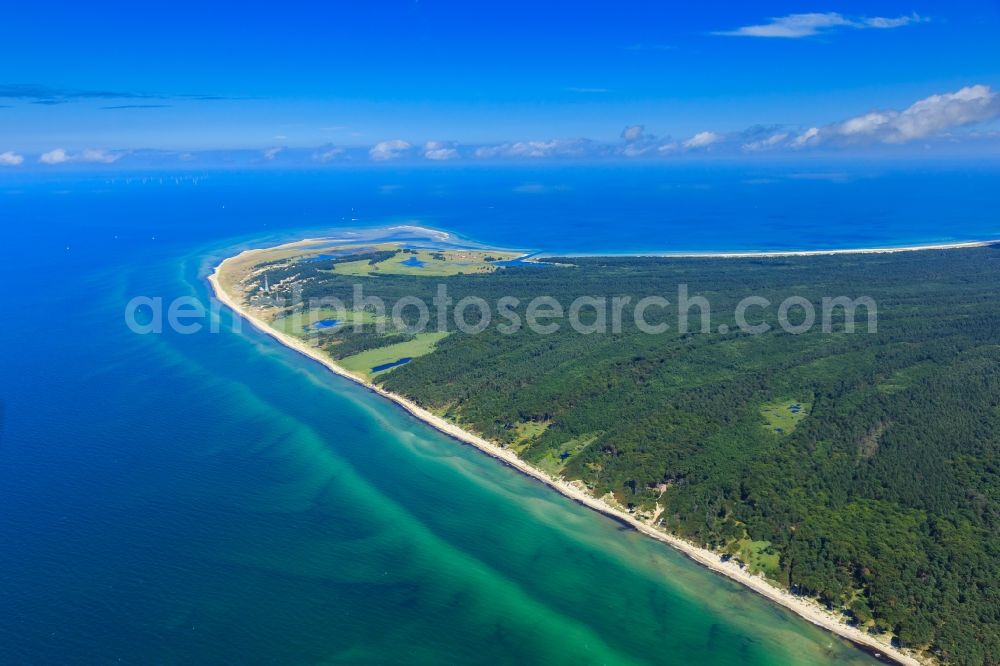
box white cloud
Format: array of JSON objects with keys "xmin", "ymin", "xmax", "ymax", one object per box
[
  {"xmin": 40, "ymin": 148, "xmax": 125, "ymax": 164},
  {"xmin": 863, "ymin": 15, "xmax": 922, "ymax": 29},
  {"xmin": 312, "ymin": 144, "xmax": 345, "ymax": 163},
  {"xmin": 718, "ymin": 12, "xmax": 851, "ymax": 38},
  {"xmin": 885, "ymin": 84, "xmax": 1000, "ymax": 142},
  {"xmin": 475, "ymin": 139, "xmax": 591, "ymax": 159},
  {"xmin": 792, "ymin": 127, "xmax": 821, "ymax": 148},
  {"xmin": 619, "ymin": 124, "xmax": 676, "ymax": 157},
  {"xmin": 837, "ymin": 112, "xmax": 894, "ymax": 137},
  {"xmin": 369, "ymin": 139, "xmax": 411, "ymax": 161},
  {"xmin": 621, "ymin": 125, "xmax": 645, "ymax": 141},
  {"xmin": 80, "ymin": 149, "xmax": 124, "ymax": 163},
  {"xmin": 40, "ymin": 148, "xmax": 69, "ymax": 164},
  {"xmin": 715, "ymin": 12, "xmax": 925, "ymax": 38},
  {"xmin": 423, "ymin": 141, "xmax": 459, "ymax": 160},
  {"xmin": 507, "ymin": 140, "xmax": 564, "ymax": 157},
  {"xmin": 623, "ymin": 144, "xmax": 652, "ymax": 157},
  {"xmin": 803, "ymin": 85, "xmax": 1000, "ymax": 146},
  {"xmin": 0, "ymin": 151, "xmax": 24, "ymax": 166},
  {"xmin": 742, "ymin": 132, "xmax": 789, "ymax": 152},
  {"xmin": 262, "ymin": 146, "xmax": 283, "ymax": 160},
  {"xmin": 683, "ymin": 131, "xmax": 721, "ymax": 149}
]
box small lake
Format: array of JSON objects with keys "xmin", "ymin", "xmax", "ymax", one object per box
[
  {"xmin": 302, "ymin": 253, "xmax": 335, "ymax": 262},
  {"xmin": 308, "ymin": 319, "xmax": 340, "ymax": 331},
  {"xmin": 371, "ymin": 357, "xmax": 412, "ymax": 372}
]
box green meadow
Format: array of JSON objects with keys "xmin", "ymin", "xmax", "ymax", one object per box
[
  {"xmin": 269, "ymin": 308, "xmax": 384, "ymax": 337},
  {"xmin": 329, "ymin": 248, "xmax": 518, "ymax": 277},
  {"xmin": 337, "ymin": 331, "xmax": 450, "ymax": 379},
  {"xmin": 760, "ymin": 398, "xmax": 812, "ymax": 435}
]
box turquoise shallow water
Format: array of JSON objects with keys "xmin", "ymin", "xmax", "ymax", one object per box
[{"xmin": 6, "ymin": 164, "xmax": 990, "ymax": 664}]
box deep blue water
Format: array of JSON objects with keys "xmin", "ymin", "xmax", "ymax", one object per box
[
  {"xmin": 3, "ymin": 163, "xmax": 999, "ymax": 262},
  {"xmin": 1, "ymin": 163, "xmax": 997, "ymax": 664},
  {"xmin": 372, "ymin": 357, "xmax": 414, "ymax": 373}
]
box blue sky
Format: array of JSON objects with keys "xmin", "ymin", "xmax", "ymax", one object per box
[{"xmin": 2, "ymin": 1, "xmax": 999, "ymax": 166}]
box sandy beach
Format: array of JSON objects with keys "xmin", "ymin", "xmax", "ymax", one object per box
[
  {"xmin": 209, "ymin": 244, "xmax": 933, "ymax": 666},
  {"xmin": 552, "ymin": 239, "xmax": 996, "ymax": 260}
]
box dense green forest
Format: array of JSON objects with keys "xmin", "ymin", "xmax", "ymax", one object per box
[{"xmin": 251, "ymin": 246, "xmax": 1000, "ymax": 665}]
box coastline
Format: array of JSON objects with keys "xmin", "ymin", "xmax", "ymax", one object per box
[
  {"xmin": 544, "ymin": 239, "xmax": 996, "ymax": 260},
  {"xmin": 269, "ymin": 224, "xmax": 996, "ymax": 263},
  {"xmin": 208, "ymin": 243, "xmax": 935, "ymax": 666}
]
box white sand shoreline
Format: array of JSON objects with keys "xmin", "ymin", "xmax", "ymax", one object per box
[
  {"xmin": 208, "ymin": 243, "xmax": 943, "ymax": 666},
  {"xmin": 232, "ymin": 224, "xmax": 998, "ymax": 263},
  {"xmin": 544, "ymin": 239, "xmax": 996, "ymax": 260}
]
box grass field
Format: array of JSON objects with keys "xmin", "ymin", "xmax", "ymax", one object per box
[
  {"xmin": 533, "ymin": 434, "xmax": 599, "ymax": 475},
  {"xmin": 325, "ymin": 258, "xmax": 381, "ymax": 276},
  {"xmin": 728, "ymin": 538, "xmax": 782, "ymax": 577},
  {"xmin": 269, "ymin": 308, "xmax": 383, "ymax": 337},
  {"xmin": 514, "ymin": 420, "xmax": 551, "ymax": 442},
  {"xmin": 337, "ymin": 331, "xmax": 450, "ymax": 379},
  {"xmin": 760, "ymin": 398, "xmax": 811, "ymax": 435},
  {"xmin": 877, "ymin": 362, "xmax": 933, "ymax": 394},
  {"xmin": 329, "ymin": 249, "xmax": 519, "ymax": 277}
]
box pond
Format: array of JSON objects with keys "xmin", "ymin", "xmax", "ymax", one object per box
[
  {"xmin": 308, "ymin": 319, "xmax": 340, "ymax": 331},
  {"xmin": 371, "ymin": 357, "xmax": 413, "ymax": 373}
]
